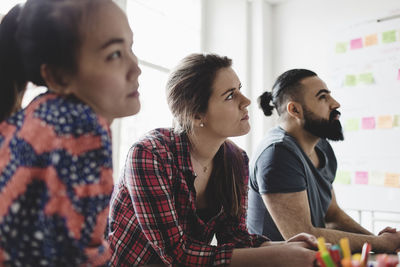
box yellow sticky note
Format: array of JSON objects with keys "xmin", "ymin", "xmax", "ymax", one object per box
[
  {"xmin": 382, "ymin": 30, "xmax": 397, "ymax": 43},
  {"xmin": 345, "ymin": 118, "xmax": 360, "ymax": 131},
  {"xmin": 335, "ymin": 170, "xmax": 352, "ymax": 185},
  {"xmin": 335, "ymin": 42, "xmax": 347, "ymax": 53},
  {"xmin": 393, "ymin": 115, "xmax": 400, "ymax": 127},
  {"xmin": 358, "ymin": 73, "xmax": 374, "ymax": 85},
  {"xmin": 384, "ymin": 173, "xmax": 400, "ymax": 188},
  {"xmin": 377, "ymin": 115, "xmax": 393, "ymax": 129},
  {"xmin": 344, "ymin": 75, "xmax": 357, "ymax": 86},
  {"xmin": 365, "ymin": 34, "xmax": 378, "ymax": 46}
]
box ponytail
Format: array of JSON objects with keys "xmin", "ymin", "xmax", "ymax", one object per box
[
  {"xmin": 0, "ymin": 4, "xmax": 26, "ymax": 122},
  {"xmin": 258, "ymin": 91, "xmax": 275, "ymax": 117},
  {"xmin": 259, "ymin": 69, "xmax": 317, "ymax": 117}
]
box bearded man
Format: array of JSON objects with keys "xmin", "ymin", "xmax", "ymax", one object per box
[{"xmin": 246, "ymin": 69, "xmax": 400, "ymax": 253}]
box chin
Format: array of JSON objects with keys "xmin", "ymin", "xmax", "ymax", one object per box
[
  {"xmin": 231, "ymin": 127, "xmax": 251, "ymax": 137},
  {"xmin": 242, "ymin": 124, "xmax": 251, "ymax": 135},
  {"xmin": 116, "ymin": 103, "xmax": 141, "ymax": 119},
  {"xmin": 130, "ymin": 105, "xmax": 141, "ymax": 116},
  {"xmin": 128, "ymin": 100, "xmax": 141, "ymax": 116}
]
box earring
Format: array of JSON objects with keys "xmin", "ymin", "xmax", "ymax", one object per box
[{"xmin": 200, "ymin": 123, "xmax": 204, "ymax": 127}]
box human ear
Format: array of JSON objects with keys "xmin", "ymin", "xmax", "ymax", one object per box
[
  {"xmin": 40, "ymin": 64, "xmax": 72, "ymax": 94},
  {"xmin": 193, "ymin": 114, "xmax": 205, "ymax": 128},
  {"xmin": 286, "ymin": 101, "xmax": 303, "ymax": 119}
]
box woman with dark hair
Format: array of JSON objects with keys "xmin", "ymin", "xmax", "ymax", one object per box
[
  {"xmin": 108, "ymin": 53, "xmax": 318, "ymax": 266},
  {"xmin": 0, "ymin": 0, "xmax": 141, "ymax": 265},
  {"xmin": 0, "ymin": 4, "xmax": 27, "ymax": 122}
]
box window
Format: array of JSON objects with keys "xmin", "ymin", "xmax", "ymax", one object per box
[{"xmin": 112, "ymin": 0, "xmax": 202, "ymax": 179}]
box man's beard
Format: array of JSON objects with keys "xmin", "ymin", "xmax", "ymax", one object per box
[{"xmin": 303, "ymin": 107, "xmax": 344, "ymax": 141}]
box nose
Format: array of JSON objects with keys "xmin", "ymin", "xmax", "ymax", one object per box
[
  {"xmin": 127, "ymin": 52, "xmax": 142, "ymax": 80},
  {"xmin": 330, "ymin": 95, "xmax": 340, "ymax": 110},
  {"xmin": 240, "ymin": 92, "xmax": 251, "ymax": 110}
]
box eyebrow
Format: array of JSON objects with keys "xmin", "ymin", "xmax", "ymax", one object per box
[
  {"xmin": 220, "ymin": 83, "xmax": 242, "ymax": 97},
  {"xmin": 100, "ymin": 38, "xmax": 125, "ymax": 50},
  {"xmin": 221, "ymin": 88, "xmax": 235, "ymax": 96},
  {"xmin": 315, "ymin": 89, "xmax": 331, "ymax": 97}
]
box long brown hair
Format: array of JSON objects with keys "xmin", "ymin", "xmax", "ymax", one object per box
[{"xmin": 166, "ymin": 53, "xmax": 246, "ymax": 217}]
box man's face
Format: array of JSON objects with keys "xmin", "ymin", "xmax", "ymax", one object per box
[
  {"xmin": 300, "ymin": 76, "xmax": 344, "ymax": 141},
  {"xmin": 303, "ymin": 107, "xmax": 344, "ymax": 141}
]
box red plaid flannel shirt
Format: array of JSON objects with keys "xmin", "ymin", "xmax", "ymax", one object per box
[{"xmin": 108, "ymin": 128, "xmax": 268, "ymax": 266}]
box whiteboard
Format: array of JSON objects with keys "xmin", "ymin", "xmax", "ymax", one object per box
[{"xmin": 327, "ymin": 14, "xmax": 400, "ymax": 213}]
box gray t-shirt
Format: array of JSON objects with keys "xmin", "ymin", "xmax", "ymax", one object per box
[{"xmin": 246, "ymin": 127, "xmax": 337, "ymax": 241}]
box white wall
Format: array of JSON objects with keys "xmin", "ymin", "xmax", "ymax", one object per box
[
  {"xmin": 270, "ymin": 0, "xmax": 400, "ymax": 231},
  {"xmin": 202, "ymin": 0, "xmax": 274, "ymax": 154},
  {"xmin": 271, "ymin": 0, "xmax": 400, "ymax": 79}
]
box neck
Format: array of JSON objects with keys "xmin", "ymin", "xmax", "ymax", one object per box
[
  {"xmin": 280, "ymin": 121, "xmax": 320, "ymax": 157},
  {"xmin": 188, "ymin": 129, "xmax": 225, "ymax": 165}
]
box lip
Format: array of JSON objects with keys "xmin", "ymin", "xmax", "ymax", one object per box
[
  {"xmin": 127, "ymin": 90, "xmax": 139, "ymax": 98},
  {"xmin": 241, "ymin": 114, "xmax": 249, "ymax": 120}
]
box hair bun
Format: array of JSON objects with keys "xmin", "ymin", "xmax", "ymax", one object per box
[{"xmin": 258, "ymin": 91, "xmax": 274, "ymax": 116}]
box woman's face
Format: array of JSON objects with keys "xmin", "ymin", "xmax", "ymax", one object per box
[
  {"xmin": 201, "ymin": 67, "xmax": 251, "ymax": 138},
  {"xmin": 67, "ymin": 0, "xmax": 141, "ymax": 123}
]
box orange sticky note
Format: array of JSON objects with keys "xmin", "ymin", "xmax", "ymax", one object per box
[
  {"xmin": 377, "ymin": 115, "xmax": 393, "ymax": 129},
  {"xmin": 365, "ymin": 34, "xmax": 378, "ymax": 46},
  {"xmin": 384, "ymin": 173, "xmax": 400, "ymax": 188}
]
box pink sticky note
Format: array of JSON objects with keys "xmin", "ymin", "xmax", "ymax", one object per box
[
  {"xmin": 398, "ymin": 69, "xmax": 400, "ymax": 81},
  {"xmin": 355, "ymin": 171, "xmax": 368, "ymax": 185},
  {"xmin": 350, "ymin": 38, "xmax": 363, "ymax": 50},
  {"xmin": 361, "ymin": 117, "xmax": 375, "ymax": 130}
]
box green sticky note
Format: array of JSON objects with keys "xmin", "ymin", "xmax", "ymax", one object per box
[
  {"xmin": 335, "ymin": 42, "xmax": 347, "ymax": 53},
  {"xmin": 335, "ymin": 170, "xmax": 352, "ymax": 185},
  {"xmin": 393, "ymin": 115, "xmax": 400, "ymax": 127},
  {"xmin": 345, "ymin": 118, "xmax": 360, "ymax": 131},
  {"xmin": 358, "ymin": 73, "xmax": 374, "ymax": 84},
  {"xmin": 344, "ymin": 75, "xmax": 357, "ymax": 86},
  {"xmin": 382, "ymin": 30, "xmax": 397, "ymax": 43}
]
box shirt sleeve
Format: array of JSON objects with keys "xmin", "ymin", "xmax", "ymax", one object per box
[
  {"xmin": 50, "ymin": 117, "xmax": 113, "ymax": 266},
  {"xmin": 216, "ymin": 152, "xmax": 269, "ymax": 248},
  {"xmin": 124, "ymin": 145, "xmax": 238, "ymax": 266},
  {"xmin": 256, "ymin": 144, "xmax": 307, "ymax": 194}
]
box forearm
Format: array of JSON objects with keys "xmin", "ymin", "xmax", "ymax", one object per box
[
  {"xmin": 230, "ymin": 246, "xmax": 272, "ymax": 267},
  {"xmin": 230, "ymin": 244, "xmax": 315, "ymax": 267},
  {"xmin": 307, "ymin": 227, "xmax": 386, "ymax": 253},
  {"xmin": 231, "ymin": 246, "xmax": 279, "ymax": 267},
  {"xmin": 326, "ymin": 209, "xmax": 373, "ymax": 235}
]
